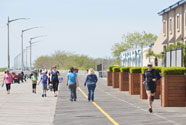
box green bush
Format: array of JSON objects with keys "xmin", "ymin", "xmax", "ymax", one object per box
[
  {"xmin": 130, "ymin": 67, "xmax": 142, "ymax": 73},
  {"xmin": 0, "ymin": 67, "xmax": 7, "ymax": 72},
  {"xmin": 141, "ymin": 66, "xmax": 162, "ymax": 74},
  {"xmin": 161, "ymin": 67, "xmax": 186, "ymax": 75},
  {"xmin": 112, "ymin": 66, "xmax": 121, "ymax": 72},
  {"xmin": 120, "ymin": 67, "xmax": 130, "ymax": 73},
  {"xmin": 108, "ymin": 66, "xmax": 115, "ymax": 72},
  {"xmin": 153, "ymin": 66, "xmax": 162, "ymax": 73},
  {"xmin": 141, "ymin": 67, "xmax": 148, "ymax": 74}
]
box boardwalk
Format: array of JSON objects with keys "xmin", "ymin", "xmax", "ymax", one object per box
[
  {"xmin": 0, "ymin": 71, "xmax": 186, "ymax": 125},
  {"xmin": 0, "ymin": 78, "xmax": 57, "ymax": 125}
]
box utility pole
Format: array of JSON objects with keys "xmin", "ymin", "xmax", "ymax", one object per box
[
  {"xmin": 29, "ymin": 35, "xmax": 46, "ymax": 70},
  {"xmin": 21, "ymin": 27, "xmax": 41, "ymax": 71},
  {"xmin": 7, "ymin": 17, "xmax": 29, "ymax": 69}
]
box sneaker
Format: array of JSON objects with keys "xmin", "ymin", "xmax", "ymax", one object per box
[
  {"xmin": 149, "ymin": 108, "xmax": 153, "ymax": 113},
  {"xmin": 42, "ymin": 94, "xmax": 44, "ymax": 97},
  {"xmin": 74, "ymin": 99, "xmax": 76, "ymax": 101}
]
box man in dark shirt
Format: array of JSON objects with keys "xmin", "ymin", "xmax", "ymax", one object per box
[{"xmin": 143, "ymin": 63, "xmax": 161, "ymax": 113}]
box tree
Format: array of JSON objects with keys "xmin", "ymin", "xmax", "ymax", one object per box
[
  {"xmin": 111, "ymin": 32, "xmax": 158, "ymax": 65},
  {"xmin": 34, "ymin": 51, "xmax": 115, "ymax": 70},
  {"xmin": 145, "ymin": 49, "xmax": 164, "ymax": 66}
]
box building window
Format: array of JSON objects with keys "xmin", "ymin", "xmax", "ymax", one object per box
[
  {"xmin": 163, "ymin": 21, "xmax": 166, "ymax": 36},
  {"xmin": 163, "ymin": 46, "xmax": 166, "ymax": 52},
  {"xmin": 170, "ymin": 18, "xmax": 172, "ymax": 34},
  {"xmin": 177, "ymin": 15, "xmax": 180, "ymax": 32}
]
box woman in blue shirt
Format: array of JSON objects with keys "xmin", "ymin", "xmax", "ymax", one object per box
[
  {"xmin": 84, "ymin": 68, "xmax": 98, "ymax": 102},
  {"xmin": 66, "ymin": 67, "xmax": 79, "ymax": 102}
]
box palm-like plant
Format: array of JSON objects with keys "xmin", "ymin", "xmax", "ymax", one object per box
[{"xmin": 145, "ymin": 49, "xmax": 164, "ymax": 66}]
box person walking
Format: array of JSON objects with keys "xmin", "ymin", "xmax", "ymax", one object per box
[
  {"xmin": 31, "ymin": 71, "xmax": 38, "ymax": 94},
  {"xmin": 3, "ymin": 70, "xmax": 13, "ymax": 94},
  {"xmin": 84, "ymin": 68, "xmax": 98, "ymax": 102},
  {"xmin": 66, "ymin": 67, "xmax": 79, "ymax": 102},
  {"xmin": 38, "ymin": 71, "xmax": 48, "ymax": 97},
  {"xmin": 143, "ymin": 63, "xmax": 161, "ymax": 113},
  {"xmin": 50, "ymin": 66, "xmax": 60, "ymax": 97}
]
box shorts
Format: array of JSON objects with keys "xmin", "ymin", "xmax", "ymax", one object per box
[
  {"xmin": 32, "ymin": 84, "xmax": 36, "ymax": 89},
  {"xmin": 145, "ymin": 82, "xmax": 156, "ymax": 93},
  {"xmin": 6, "ymin": 84, "xmax": 11, "ymax": 91},
  {"xmin": 42, "ymin": 84, "xmax": 47, "ymax": 90}
]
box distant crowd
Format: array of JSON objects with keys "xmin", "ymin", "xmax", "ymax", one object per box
[{"xmin": 2, "ymin": 66, "xmax": 98, "ymax": 102}]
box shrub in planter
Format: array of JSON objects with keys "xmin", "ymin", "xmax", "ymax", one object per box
[
  {"xmin": 112, "ymin": 66, "xmax": 120, "ymax": 88},
  {"xmin": 119, "ymin": 67, "xmax": 130, "ymax": 91},
  {"xmin": 108, "ymin": 66, "xmax": 115, "ymax": 72},
  {"xmin": 120, "ymin": 67, "xmax": 130, "ymax": 73},
  {"xmin": 141, "ymin": 67, "xmax": 148, "ymax": 74},
  {"xmin": 161, "ymin": 67, "xmax": 186, "ymax": 75},
  {"xmin": 130, "ymin": 67, "xmax": 142, "ymax": 73},
  {"xmin": 161, "ymin": 67, "xmax": 186, "ymax": 107},
  {"xmin": 112, "ymin": 66, "xmax": 121, "ymax": 72},
  {"xmin": 107, "ymin": 66, "xmax": 117, "ymax": 86},
  {"xmin": 129, "ymin": 67, "xmax": 141, "ymax": 95}
]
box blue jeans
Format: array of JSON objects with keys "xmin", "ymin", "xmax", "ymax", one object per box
[
  {"xmin": 68, "ymin": 83, "xmax": 76, "ymax": 100},
  {"xmin": 87, "ymin": 83, "xmax": 96, "ymax": 101}
]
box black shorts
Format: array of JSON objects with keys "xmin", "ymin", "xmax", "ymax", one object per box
[
  {"xmin": 145, "ymin": 82, "xmax": 156, "ymax": 93},
  {"xmin": 6, "ymin": 84, "xmax": 11, "ymax": 91},
  {"xmin": 32, "ymin": 84, "xmax": 36, "ymax": 89}
]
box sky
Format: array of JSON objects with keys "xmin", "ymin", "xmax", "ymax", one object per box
[{"xmin": 0, "ymin": 0, "xmax": 179, "ymax": 68}]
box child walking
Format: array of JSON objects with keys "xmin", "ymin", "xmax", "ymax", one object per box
[
  {"xmin": 31, "ymin": 71, "xmax": 38, "ymax": 93},
  {"xmin": 38, "ymin": 71, "xmax": 48, "ymax": 97}
]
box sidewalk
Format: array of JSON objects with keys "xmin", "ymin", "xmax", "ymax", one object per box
[
  {"xmin": 54, "ymin": 72, "xmax": 186, "ymax": 125},
  {"xmin": 0, "ymin": 80, "xmax": 57, "ymax": 125}
]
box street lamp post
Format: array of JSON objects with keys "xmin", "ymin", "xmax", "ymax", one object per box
[
  {"xmin": 7, "ymin": 17, "xmax": 29, "ymax": 69},
  {"xmin": 25, "ymin": 46, "xmax": 29, "ymax": 69},
  {"xmin": 21, "ymin": 27, "xmax": 41, "ymax": 71},
  {"xmin": 29, "ymin": 35, "xmax": 46, "ymax": 70}
]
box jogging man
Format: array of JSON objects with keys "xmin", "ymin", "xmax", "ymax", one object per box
[{"xmin": 143, "ymin": 63, "xmax": 161, "ymax": 113}]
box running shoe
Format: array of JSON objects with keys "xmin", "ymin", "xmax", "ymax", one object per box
[{"xmin": 149, "ymin": 108, "xmax": 153, "ymax": 113}]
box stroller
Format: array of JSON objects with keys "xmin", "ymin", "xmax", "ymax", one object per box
[{"xmin": 49, "ymin": 83, "xmax": 53, "ymax": 91}]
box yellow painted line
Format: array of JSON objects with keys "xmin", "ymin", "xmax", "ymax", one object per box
[{"xmin": 78, "ymin": 87, "xmax": 119, "ymax": 125}]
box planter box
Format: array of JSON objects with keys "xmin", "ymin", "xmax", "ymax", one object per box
[
  {"xmin": 129, "ymin": 73, "xmax": 140, "ymax": 95},
  {"xmin": 140, "ymin": 74, "xmax": 161, "ymax": 99},
  {"xmin": 119, "ymin": 72, "xmax": 129, "ymax": 91},
  {"xmin": 140, "ymin": 74, "xmax": 147, "ymax": 99},
  {"xmin": 107, "ymin": 72, "xmax": 112, "ymax": 86},
  {"xmin": 161, "ymin": 75, "xmax": 186, "ymax": 107},
  {"xmin": 112, "ymin": 72, "xmax": 119, "ymax": 88}
]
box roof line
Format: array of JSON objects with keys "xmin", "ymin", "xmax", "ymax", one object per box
[{"xmin": 158, "ymin": 0, "xmax": 186, "ymax": 16}]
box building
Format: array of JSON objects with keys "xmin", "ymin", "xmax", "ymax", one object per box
[
  {"xmin": 152, "ymin": 0, "xmax": 186, "ymax": 67},
  {"xmin": 120, "ymin": 0, "xmax": 186, "ymax": 67},
  {"xmin": 120, "ymin": 47, "xmax": 152, "ymax": 67}
]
